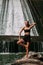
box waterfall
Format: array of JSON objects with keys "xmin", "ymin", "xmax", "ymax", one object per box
[
  {"xmin": 0, "ymin": 0, "xmax": 43, "ymax": 53},
  {"xmin": 0, "ymin": 0, "xmax": 24, "ymax": 35},
  {"xmin": 0, "ymin": 0, "xmax": 9, "ymax": 35},
  {"xmin": 20, "ymin": 0, "xmax": 39, "ymax": 36},
  {"xmin": 0, "ymin": 0, "xmax": 38, "ymax": 36}
]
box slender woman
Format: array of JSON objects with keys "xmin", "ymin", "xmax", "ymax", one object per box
[{"xmin": 17, "ymin": 21, "xmax": 36, "ymax": 58}]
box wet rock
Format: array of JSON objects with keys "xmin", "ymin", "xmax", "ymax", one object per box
[{"xmin": 11, "ymin": 52, "xmax": 43, "ymax": 65}]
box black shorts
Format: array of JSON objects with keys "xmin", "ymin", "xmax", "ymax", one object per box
[{"xmin": 23, "ymin": 35, "xmax": 31, "ymax": 43}]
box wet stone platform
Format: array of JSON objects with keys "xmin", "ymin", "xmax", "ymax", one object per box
[
  {"xmin": 11, "ymin": 59, "xmax": 43, "ymax": 65},
  {"xmin": 11, "ymin": 52, "xmax": 43, "ymax": 65}
]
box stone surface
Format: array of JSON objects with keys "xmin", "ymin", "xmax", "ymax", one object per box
[{"xmin": 11, "ymin": 52, "xmax": 43, "ymax": 65}]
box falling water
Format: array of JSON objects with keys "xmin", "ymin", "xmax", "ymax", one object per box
[
  {"xmin": 0, "ymin": 0, "xmax": 42, "ymax": 52},
  {"xmin": 0, "ymin": 0, "xmax": 43, "ymax": 52},
  {"xmin": 0, "ymin": 0, "xmax": 38, "ymax": 36},
  {"xmin": 20, "ymin": 0, "xmax": 39, "ymax": 36},
  {"xmin": 0, "ymin": 0, "xmax": 43, "ymax": 65}
]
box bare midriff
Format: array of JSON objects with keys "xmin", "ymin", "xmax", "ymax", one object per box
[{"xmin": 24, "ymin": 32, "xmax": 30, "ymax": 35}]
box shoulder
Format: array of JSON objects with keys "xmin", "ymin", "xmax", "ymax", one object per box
[
  {"xmin": 21, "ymin": 27, "xmax": 25, "ymax": 30},
  {"xmin": 22, "ymin": 26, "xmax": 25, "ymax": 29},
  {"xmin": 22, "ymin": 26, "xmax": 25, "ymax": 28}
]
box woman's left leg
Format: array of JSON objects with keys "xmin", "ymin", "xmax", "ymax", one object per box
[{"xmin": 25, "ymin": 42, "xmax": 30, "ymax": 58}]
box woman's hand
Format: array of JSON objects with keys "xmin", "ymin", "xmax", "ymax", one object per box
[{"xmin": 33, "ymin": 22, "xmax": 36, "ymax": 25}]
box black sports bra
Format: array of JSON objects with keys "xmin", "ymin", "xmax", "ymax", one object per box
[{"xmin": 24, "ymin": 29, "xmax": 30, "ymax": 33}]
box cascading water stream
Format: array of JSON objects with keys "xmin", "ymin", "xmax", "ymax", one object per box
[
  {"xmin": 0, "ymin": 0, "xmax": 43, "ymax": 53},
  {"xmin": 0, "ymin": 0, "xmax": 38, "ymax": 36},
  {"xmin": 20, "ymin": 0, "xmax": 39, "ymax": 36}
]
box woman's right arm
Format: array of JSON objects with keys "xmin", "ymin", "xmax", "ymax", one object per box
[
  {"xmin": 29, "ymin": 22, "xmax": 36, "ymax": 29},
  {"xmin": 19, "ymin": 27, "xmax": 24, "ymax": 40}
]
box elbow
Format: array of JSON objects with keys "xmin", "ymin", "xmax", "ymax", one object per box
[{"xmin": 19, "ymin": 32, "xmax": 21, "ymax": 36}]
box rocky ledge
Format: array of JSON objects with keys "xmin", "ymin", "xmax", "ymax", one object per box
[{"xmin": 11, "ymin": 52, "xmax": 43, "ymax": 65}]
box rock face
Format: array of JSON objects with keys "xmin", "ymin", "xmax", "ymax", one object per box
[{"xmin": 11, "ymin": 52, "xmax": 43, "ymax": 65}]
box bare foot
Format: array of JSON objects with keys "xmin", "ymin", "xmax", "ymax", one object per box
[
  {"xmin": 26, "ymin": 55, "xmax": 29, "ymax": 59},
  {"xmin": 21, "ymin": 55, "xmax": 28, "ymax": 60},
  {"xmin": 24, "ymin": 55, "xmax": 29, "ymax": 60}
]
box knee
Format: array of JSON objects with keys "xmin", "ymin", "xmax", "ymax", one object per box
[
  {"xmin": 17, "ymin": 41, "xmax": 19, "ymax": 44},
  {"xmin": 17, "ymin": 41, "xmax": 18, "ymax": 44}
]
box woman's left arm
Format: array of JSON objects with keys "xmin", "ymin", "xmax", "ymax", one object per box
[{"xmin": 29, "ymin": 22, "xmax": 36, "ymax": 29}]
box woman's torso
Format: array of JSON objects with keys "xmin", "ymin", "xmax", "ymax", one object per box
[{"xmin": 24, "ymin": 27, "xmax": 30, "ymax": 35}]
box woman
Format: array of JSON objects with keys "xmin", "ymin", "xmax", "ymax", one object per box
[{"xmin": 17, "ymin": 21, "xmax": 36, "ymax": 58}]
